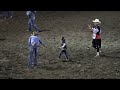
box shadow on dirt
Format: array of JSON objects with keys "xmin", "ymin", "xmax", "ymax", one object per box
[
  {"xmin": 39, "ymin": 30, "xmax": 50, "ymax": 32},
  {"xmin": 40, "ymin": 65, "xmax": 68, "ymax": 71},
  {"xmin": 101, "ymin": 54, "xmax": 120, "ymax": 59},
  {"xmin": 0, "ymin": 38, "xmax": 6, "ymax": 41}
]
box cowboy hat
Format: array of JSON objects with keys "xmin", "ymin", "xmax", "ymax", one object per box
[{"xmin": 92, "ymin": 19, "xmax": 101, "ymax": 24}]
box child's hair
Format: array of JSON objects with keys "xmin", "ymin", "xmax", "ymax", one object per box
[{"xmin": 61, "ymin": 37, "xmax": 66, "ymax": 43}]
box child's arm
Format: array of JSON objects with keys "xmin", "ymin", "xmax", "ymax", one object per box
[
  {"xmin": 58, "ymin": 43, "xmax": 66, "ymax": 49},
  {"xmin": 62, "ymin": 43, "xmax": 66, "ymax": 48}
]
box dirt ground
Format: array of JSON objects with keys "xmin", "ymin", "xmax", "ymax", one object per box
[{"xmin": 0, "ymin": 11, "xmax": 120, "ymax": 79}]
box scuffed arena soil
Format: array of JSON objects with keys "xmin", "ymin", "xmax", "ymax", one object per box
[{"xmin": 0, "ymin": 11, "xmax": 120, "ymax": 79}]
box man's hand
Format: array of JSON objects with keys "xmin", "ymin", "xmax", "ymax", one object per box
[
  {"xmin": 42, "ymin": 44, "xmax": 47, "ymax": 48},
  {"xmin": 88, "ymin": 24, "xmax": 92, "ymax": 29},
  {"xmin": 87, "ymin": 24, "xmax": 93, "ymax": 32}
]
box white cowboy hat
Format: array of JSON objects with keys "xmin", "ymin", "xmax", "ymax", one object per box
[{"xmin": 92, "ymin": 19, "xmax": 101, "ymax": 24}]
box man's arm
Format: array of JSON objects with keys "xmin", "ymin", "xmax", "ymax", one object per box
[
  {"xmin": 42, "ymin": 44, "xmax": 47, "ymax": 48},
  {"xmin": 28, "ymin": 37, "xmax": 31, "ymax": 47},
  {"xmin": 39, "ymin": 40, "xmax": 47, "ymax": 48}
]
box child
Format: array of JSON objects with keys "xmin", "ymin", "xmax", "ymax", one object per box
[{"xmin": 57, "ymin": 37, "xmax": 69, "ymax": 60}]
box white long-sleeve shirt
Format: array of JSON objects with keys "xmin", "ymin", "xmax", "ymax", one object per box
[
  {"xmin": 61, "ymin": 43, "xmax": 67, "ymax": 50},
  {"xmin": 92, "ymin": 27, "xmax": 101, "ymax": 39},
  {"xmin": 92, "ymin": 27, "xmax": 99, "ymax": 39}
]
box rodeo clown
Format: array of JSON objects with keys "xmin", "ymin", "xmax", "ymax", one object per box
[
  {"xmin": 26, "ymin": 11, "xmax": 41, "ymax": 32},
  {"xmin": 88, "ymin": 19, "xmax": 102, "ymax": 57},
  {"xmin": 28, "ymin": 31, "xmax": 47, "ymax": 68}
]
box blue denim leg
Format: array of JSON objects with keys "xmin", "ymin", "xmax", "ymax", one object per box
[
  {"xmin": 28, "ymin": 46, "xmax": 34, "ymax": 67},
  {"xmin": 31, "ymin": 19, "xmax": 40, "ymax": 31},
  {"xmin": 28, "ymin": 19, "xmax": 32, "ymax": 31},
  {"xmin": 34, "ymin": 47, "xmax": 38, "ymax": 65}
]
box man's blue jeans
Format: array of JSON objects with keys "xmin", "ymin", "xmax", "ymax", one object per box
[
  {"xmin": 28, "ymin": 19, "xmax": 40, "ymax": 31},
  {"xmin": 28, "ymin": 46, "xmax": 39, "ymax": 67}
]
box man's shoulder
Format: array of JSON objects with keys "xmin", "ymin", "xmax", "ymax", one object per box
[
  {"xmin": 31, "ymin": 35, "xmax": 39, "ymax": 37},
  {"xmin": 30, "ymin": 35, "xmax": 36, "ymax": 38}
]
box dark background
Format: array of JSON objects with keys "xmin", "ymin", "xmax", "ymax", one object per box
[{"xmin": 0, "ymin": 0, "xmax": 120, "ymax": 11}]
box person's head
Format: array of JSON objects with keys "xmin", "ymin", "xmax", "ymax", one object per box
[
  {"xmin": 61, "ymin": 37, "xmax": 66, "ymax": 43},
  {"xmin": 31, "ymin": 31, "xmax": 38, "ymax": 36},
  {"xmin": 92, "ymin": 19, "xmax": 101, "ymax": 26}
]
